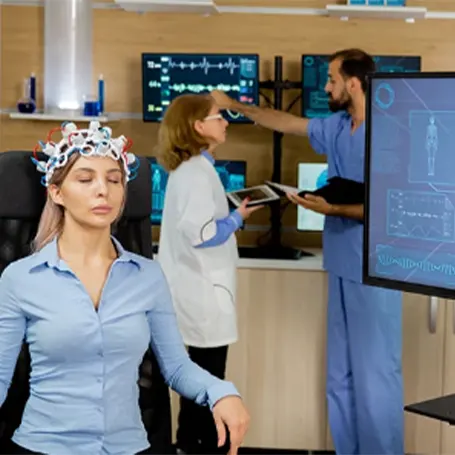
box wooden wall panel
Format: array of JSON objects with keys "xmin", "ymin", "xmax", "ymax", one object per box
[
  {"xmin": 408, "ymin": 0, "xmax": 455, "ymax": 10},
  {"xmin": 2, "ymin": 4, "xmax": 455, "ymax": 247}
]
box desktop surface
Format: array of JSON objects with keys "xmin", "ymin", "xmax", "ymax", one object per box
[{"xmin": 405, "ymin": 394, "xmax": 455, "ymax": 425}]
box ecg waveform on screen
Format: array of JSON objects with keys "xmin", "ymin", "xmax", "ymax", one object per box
[
  {"xmin": 374, "ymin": 245, "xmax": 455, "ymax": 285},
  {"xmin": 149, "ymin": 81, "xmax": 241, "ymax": 93},
  {"xmin": 170, "ymin": 83, "xmax": 240, "ymax": 93},
  {"xmin": 164, "ymin": 57, "xmax": 240, "ymax": 75},
  {"xmin": 387, "ymin": 190, "xmax": 455, "ymax": 242},
  {"xmin": 377, "ymin": 253, "xmax": 455, "ymax": 275}
]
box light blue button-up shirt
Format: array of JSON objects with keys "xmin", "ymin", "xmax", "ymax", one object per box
[{"xmin": 0, "ymin": 237, "xmax": 239, "ymax": 454}]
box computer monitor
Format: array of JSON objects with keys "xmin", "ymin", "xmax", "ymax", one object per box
[
  {"xmin": 301, "ymin": 54, "xmax": 421, "ymax": 118},
  {"xmin": 147, "ymin": 157, "xmax": 247, "ymax": 225},
  {"xmin": 297, "ymin": 163, "xmax": 328, "ymax": 231},
  {"xmin": 142, "ymin": 53, "xmax": 260, "ymax": 123},
  {"xmin": 364, "ymin": 71, "xmax": 455, "ymax": 299}
]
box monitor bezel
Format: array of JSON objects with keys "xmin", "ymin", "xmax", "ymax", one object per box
[
  {"xmin": 296, "ymin": 161, "xmax": 327, "ymax": 233},
  {"xmin": 141, "ymin": 52, "xmax": 260, "ymax": 124},
  {"xmin": 147, "ymin": 156, "xmax": 248, "ymax": 226},
  {"xmin": 363, "ymin": 71, "xmax": 455, "ymax": 300},
  {"xmin": 300, "ymin": 54, "xmax": 422, "ymax": 119}
]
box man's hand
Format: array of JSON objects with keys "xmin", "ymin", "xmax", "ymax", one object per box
[
  {"xmin": 286, "ymin": 192, "xmax": 333, "ymax": 215},
  {"xmin": 212, "ymin": 396, "xmax": 250, "ymax": 455},
  {"xmin": 211, "ymin": 90, "xmax": 236, "ymax": 110}
]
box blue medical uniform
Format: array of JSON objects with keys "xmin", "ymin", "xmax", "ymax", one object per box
[{"xmin": 308, "ymin": 112, "xmax": 404, "ymax": 455}]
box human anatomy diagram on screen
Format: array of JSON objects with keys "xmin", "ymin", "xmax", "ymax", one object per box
[{"xmin": 368, "ymin": 77, "xmax": 455, "ymax": 290}]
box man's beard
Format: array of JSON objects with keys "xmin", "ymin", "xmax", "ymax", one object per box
[{"xmin": 328, "ymin": 96, "xmax": 351, "ymax": 113}]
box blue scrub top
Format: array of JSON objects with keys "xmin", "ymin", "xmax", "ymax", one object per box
[{"xmin": 308, "ymin": 112, "xmax": 365, "ymax": 283}]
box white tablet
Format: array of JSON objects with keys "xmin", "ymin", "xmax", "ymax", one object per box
[
  {"xmin": 226, "ymin": 185, "xmax": 280, "ymax": 207},
  {"xmin": 265, "ymin": 180, "xmax": 299, "ymax": 196}
]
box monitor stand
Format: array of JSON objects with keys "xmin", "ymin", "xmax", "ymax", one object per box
[{"xmin": 238, "ymin": 245, "xmax": 313, "ymax": 260}]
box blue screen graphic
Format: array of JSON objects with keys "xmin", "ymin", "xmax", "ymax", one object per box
[
  {"xmin": 366, "ymin": 74, "xmax": 455, "ymax": 296},
  {"xmin": 302, "ymin": 55, "xmax": 421, "ymax": 118},
  {"xmin": 148, "ymin": 157, "xmax": 247, "ymax": 225},
  {"xmin": 142, "ymin": 53, "xmax": 259, "ymax": 123}
]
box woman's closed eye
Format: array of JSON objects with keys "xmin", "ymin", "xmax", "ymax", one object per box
[{"xmin": 77, "ymin": 178, "xmax": 121, "ymax": 184}]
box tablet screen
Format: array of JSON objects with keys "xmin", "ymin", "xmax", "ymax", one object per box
[{"xmin": 234, "ymin": 188, "xmax": 270, "ymax": 201}]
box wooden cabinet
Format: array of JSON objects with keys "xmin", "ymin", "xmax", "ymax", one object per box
[
  {"xmin": 168, "ymin": 264, "xmax": 453, "ymax": 453},
  {"xmin": 402, "ymin": 293, "xmax": 446, "ymax": 454},
  {"xmin": 325, "ymin": 292, "xmax": 447, "ymax": 454},
  {"xmin": 226, "ymin": 268, "xmax": 328, "ymax": 450},
  {"xmin": 439, "ymin": 299, "xmax": 455, "ymax": 454},
  {"xmin": 169, "ymin": 265, "xmax": 330, "ymax": 451}
]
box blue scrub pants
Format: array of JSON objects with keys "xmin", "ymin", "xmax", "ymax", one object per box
[{"xmin": 326, "ymin": 273, "xmax": 404, "ymax": 455}]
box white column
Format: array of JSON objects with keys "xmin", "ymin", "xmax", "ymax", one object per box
[{"xmin": 44, "ymin": 0, "xmax": 93, "ymax": 115}]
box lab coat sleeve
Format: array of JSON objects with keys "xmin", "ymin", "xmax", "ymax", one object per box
[
  {"xmin": 147, "ymin": 264, "xmax": 241, "ymax": 409},
  {"xmin": 307, "ymin": 117, "xmax": 331, "ymax": 155},
  {"xmin": 196, "ymin": 211, "xmax": 243, "ymax": 248},
  {"xmin": 0, "ymin": 268, "xmax": 26, "ymax": 407},
  {"xmin": 178, "ymin": 173, "xmax": 231, "ymax": 247}
]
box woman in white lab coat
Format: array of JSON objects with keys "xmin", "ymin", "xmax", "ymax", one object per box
[{"xmin": 157, "ymin": 94, "xmax": 261, "ymax": 455}]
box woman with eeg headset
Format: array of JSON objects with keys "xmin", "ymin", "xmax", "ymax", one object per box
[{"xmin": 0, "ymin": 121, "xmax": 250, "ymax": 455}]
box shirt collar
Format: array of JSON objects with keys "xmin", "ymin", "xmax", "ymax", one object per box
[
  {"xmin": 28, "ymin": 236, "xmax": 142, "ymax": 272},
  {"xmin": 201, "ymin": 150, "xmax": 215, "ymax": 165}
]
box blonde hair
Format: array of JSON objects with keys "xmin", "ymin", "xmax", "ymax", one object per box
[
  {"xmin": 32, "ymin": 153, "xmax": 126, "ymax": 252},
  {"xmin": 157, "ymin": 94, "xmax": 214, "ymax": 172}
]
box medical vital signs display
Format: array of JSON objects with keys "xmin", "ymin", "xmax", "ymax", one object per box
[
  {"xmin": 302, "ymin": 55, "xmax": 421, "ymax": 118},
  {"xmin": 142, "ymin": 53, "xmax": 260, "ymax": 123},
  {"xmin": 364, "ymin": 72, "xmax": 455, "ymax": 299}
]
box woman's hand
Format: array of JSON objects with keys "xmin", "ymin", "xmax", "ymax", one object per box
[
  {"xmin": 212, "ymin": 395, "xmax": 250, "ymax": 455},
  {"xmin": 236, "ymin": 198, "xmax": 264, "ymax": 220}
]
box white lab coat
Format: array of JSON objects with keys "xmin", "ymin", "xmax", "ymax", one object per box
[{"xmin": 158, "ymin": 155, "xmax": 239, "ymax": 348}]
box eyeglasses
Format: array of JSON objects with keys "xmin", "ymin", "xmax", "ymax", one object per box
[{"xmin": 203, "ymin": 113, "xmax": 224, "ymax": 121}]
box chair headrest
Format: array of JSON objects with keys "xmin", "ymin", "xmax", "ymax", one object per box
[{"xmin": 0, "ymin": 151, "xmax": 151, "ymax": 219}]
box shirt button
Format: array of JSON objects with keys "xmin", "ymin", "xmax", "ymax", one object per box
[{"xmin": 97, "ymin": 378, "xmax": 102, "ymax": 383}]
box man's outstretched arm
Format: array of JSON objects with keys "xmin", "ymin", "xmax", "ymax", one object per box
[{"xmin": 211, "ymin": 90, "xmax": 309, "ymax": 136}]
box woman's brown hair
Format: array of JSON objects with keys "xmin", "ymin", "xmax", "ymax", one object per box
[
  {"xmin": 157, "ymin": 93, "xmax": 214, "ymax": 172},
  {"xmin": 32, "ymin": 153, "xmax": 81, "ymax": 252}
]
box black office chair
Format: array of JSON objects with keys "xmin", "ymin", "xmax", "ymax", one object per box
[{"xmin": 0, "ymin": 151, "xmax": 172, "ymax": 454}]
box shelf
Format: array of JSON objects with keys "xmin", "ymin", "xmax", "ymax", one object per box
[
  {"xmin": 113, "ymin": 0, "xmax": 217, "ymax": 14},
  {"xmin": 326, "ymin": 4, "xmax": 427, "ymax": 20},
  {"xmin": 9, "ymin": 112, "xmax": 110, "ymax": 122}
]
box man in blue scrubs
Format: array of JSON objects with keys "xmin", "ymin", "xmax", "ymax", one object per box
[{"xmin": 211, "ymin": 48, "xmax": 403, "ymax": 455}]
